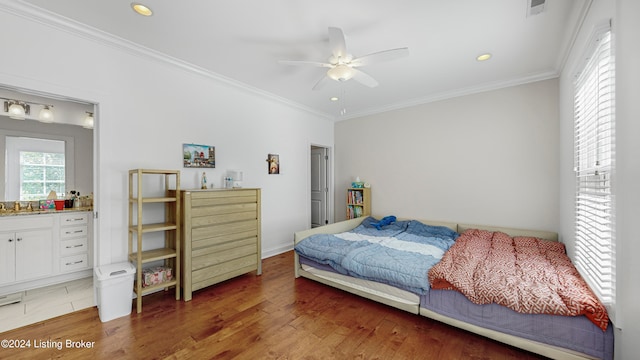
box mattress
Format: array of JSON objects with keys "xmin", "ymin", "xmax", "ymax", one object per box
[
  {"xmin": 422, "ymin": 289, "xmax": 614, "ymax": 360},
  {"xmin": 297, "ymin": 258, "xmax": 613, "ymax": 360}
]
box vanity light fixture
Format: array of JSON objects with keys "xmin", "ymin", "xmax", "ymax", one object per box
[
  {"xmin": 83, "ymin": 112, "xmax": 94, "ymax": 129},
  {"xmin": 4, "ymin": 100, "xmax": 29, "ymax": 120},
  {"xmin": 476, "ymin": 53, "xmax": 492, "ymax": 62},
  {"xmin": 131, "ymin": 2, "xmax": 153, "ymax": 16},
  {"xmin": 1, "ymin": 96, "xmax": 91, "ymax": 128},
  {"xmin": 39, "ymin": 105, "xmax": 54, "ymax": 123},
  {"xmin": 3, "ymin": 99, "xmax": 57, "ymax": 122}
]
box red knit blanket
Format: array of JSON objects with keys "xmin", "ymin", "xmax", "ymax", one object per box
[{"xmin": 428, "ymin": 229, "xmax": 609, "ymax": 331}]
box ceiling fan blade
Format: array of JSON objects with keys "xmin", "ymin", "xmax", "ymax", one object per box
[
  {"xmin": 312, "ymin": 75, "xmax": 332, "ymax": 91},
  {"xmin": 328, "ymin": 27, "xmax": 348, "ymax": 60},
  {"xmin": 351, "ymin": 68, "xmax": 379, "ymax": 88},
  {"xmin": 278, "ymin": 60, "xmax": 332, "ymax": 68},
  {"xmin": 350, "ymin": 47, "xmax": 409, "ymax": 67}
]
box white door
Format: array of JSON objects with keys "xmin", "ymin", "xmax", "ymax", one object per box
[{"xmin": 311, "ymin": 146, "xmax": 328, "ymax": 228}]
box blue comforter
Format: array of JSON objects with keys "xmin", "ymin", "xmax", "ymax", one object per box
[{"xmin": 294, "ymin": 217, "xmax": 459, "ymax": 295}]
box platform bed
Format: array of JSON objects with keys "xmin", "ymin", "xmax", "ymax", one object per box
[{"xmin": 293, "ymin": 217, "xmax": 614, "ymax": 360}]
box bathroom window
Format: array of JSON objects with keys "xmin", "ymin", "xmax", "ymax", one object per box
[
  {"xmin": 19, "ymin": 149, "xmax": 65, "ymax": 201},
  {"xmin": 5, "ymin": 135, "xmax": 73, "ymax": 201}
]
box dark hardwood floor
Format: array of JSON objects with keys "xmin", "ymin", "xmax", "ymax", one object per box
[{"xmin": 0, "ymin": 251, "xmax": 547, "ymax": 359}]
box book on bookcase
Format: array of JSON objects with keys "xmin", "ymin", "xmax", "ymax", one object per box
[{"xmin": 346, "ymin": 188, "xmax": 371, "ymax": 220}]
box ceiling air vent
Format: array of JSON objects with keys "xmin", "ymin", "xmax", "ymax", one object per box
[{"xmin": 527, "ymin": 0, "xmax": 546, "ymax": 17}]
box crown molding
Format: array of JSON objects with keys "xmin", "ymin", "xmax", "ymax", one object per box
[
  {"xmin": 337, "ymin": 70, "xmax": 560, "ymax": 121},
  {"xmin": 0, "ymin": 0, "xmax": 334, "ymax": 121}
]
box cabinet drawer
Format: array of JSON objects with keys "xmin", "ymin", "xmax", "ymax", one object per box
[
  {"xmin": 60, "ymin": 225, "xmax": 88, "ymax": 239},
  {"xmin": 60, "ymin": 254, "xmax": 88, "ymax": 272},
  {"xmin": 60, "ymin": 238, "xmax": 88, "ymax": 256},
  {"xmin": 60, "ymin": 213, "xmax": 89, "ymax": 225}
]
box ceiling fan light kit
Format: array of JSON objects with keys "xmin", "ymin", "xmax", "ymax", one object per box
[
  {"xmin": 280, "ymin": 27, "xmax": 409, "ymax": 90},
  {"xmin": 327, "ymin": 64, "xmax": 354, "ymax": 81}
]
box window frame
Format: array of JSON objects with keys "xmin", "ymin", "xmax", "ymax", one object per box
[
  {"xmin": 573, "ymin": 24, "xmax": 616, "ymax": 324},
  {"xmin": 2, "ymin": 130, "xmax": 75, "ymax": 201}
]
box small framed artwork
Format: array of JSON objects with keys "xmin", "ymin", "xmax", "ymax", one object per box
[
  {"xmin": 183, "ymin": 143, "xmax": 215, "ymax": 168},
  {"xmin": 267, "ymin": 154, "xmax": 279, "ymax": 174}
]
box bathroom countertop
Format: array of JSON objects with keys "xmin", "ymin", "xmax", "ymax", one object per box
[{"xmin": 0, "ymin": 206, "xmax": 93, "ymax": 217}]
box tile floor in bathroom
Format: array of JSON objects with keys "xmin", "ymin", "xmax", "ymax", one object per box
[{"xmin": 0, "ymin": 277, "xmax": 94, "ymax": 333}]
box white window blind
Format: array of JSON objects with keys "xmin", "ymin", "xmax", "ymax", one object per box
[{"xmin": 573, "ymin": 28, "xmax": 615, "ymax": 320}]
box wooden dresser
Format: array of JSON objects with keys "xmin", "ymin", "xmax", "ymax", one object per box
[{"xmin": 179, "ymin": 188, "xmax": 261, "ymax": 301}]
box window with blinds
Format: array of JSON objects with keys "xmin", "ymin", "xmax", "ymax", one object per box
[{"xmin": 573, "ymin": 27, "xmax": 615, "ymax": 320}]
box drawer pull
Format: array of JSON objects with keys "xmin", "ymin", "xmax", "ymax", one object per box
[
  {"xmin": 65, "ymin": 260, "xmax": 84, "ymax": 266},
  {"xmin": 65, "ymin": 244, "xmax": 84, "ymax": 249},
  {"xmin": 66, "ymin": 218, "xmax": 85, "ymax": 222},
  {"xmin": 65, "ymin": 230, "xmax": 84, "ymax": 234}
]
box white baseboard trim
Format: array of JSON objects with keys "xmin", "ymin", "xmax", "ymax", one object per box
[{"xmin": 262, "ymin": 244, "xmax": 293, "ymax": 259}]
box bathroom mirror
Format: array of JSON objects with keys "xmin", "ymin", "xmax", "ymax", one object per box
[{"xmin": 0, "ymin": 87, "xmax": 94, "ymax": 202}]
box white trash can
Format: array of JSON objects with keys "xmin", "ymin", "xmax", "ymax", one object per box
[{"xmin": 94, "ymin": 262, "xmax": 136, "ymax": 322}]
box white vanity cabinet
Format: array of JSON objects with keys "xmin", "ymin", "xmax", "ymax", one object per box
[
  {"xmin": 0, "ymin": 216, "xmax": 54, "ymax": 286},
  {"xmin": 0, "ymin": 211, "xmax": 93, "ymax": 294}
]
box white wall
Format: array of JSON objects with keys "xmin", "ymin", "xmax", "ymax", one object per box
[
  {"xmin": 614, "ymin": 0, "xmax": 640, "ymax": 357},
  {"xmin": 335, "ymin": 79, "xmax": 559, "ymax": 231},
  {"xmin": 559, "ymin": 0, "xmax": 640, "ymax": 358},
  {"xmin": 0, "ymin": 7, "xmax": 333, "ymax": 264}
]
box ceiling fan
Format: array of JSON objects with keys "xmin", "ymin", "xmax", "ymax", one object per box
[{"xmin": 279, "ymin": 27, "xmax": 409, "ymax": 90}]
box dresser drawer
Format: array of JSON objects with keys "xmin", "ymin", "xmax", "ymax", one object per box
[
  {"xmin": 60, "ymin": 225, "xmax": 88, "ymax": 239},
  {"xmin": 192, "ymin": 219, "xmax": 257, "ymax": 241},
  {"xmin": 190, "ymin": 190, "xmax": 257, "ymax": 206},
  {"xmin": 60, "ymin": 254, "xmax": 88, "ymax": 272},
  {"xmin": 60, "ymin": 213, "xmax": 89, "ymax": 225},
  {"xmin": 192, "ymin": 242, "xmax": 257, "ymax": 271},
  {"xmin": 60, "ymin": 238, "xmax": 88, "ymax": 256},
  {"xmin": 192, "ymin": 210, "xmax": 257, "ymax": 227},
  {"xmin": 192, "ymin": 254, "xmax": 258, "ymax": 284}
]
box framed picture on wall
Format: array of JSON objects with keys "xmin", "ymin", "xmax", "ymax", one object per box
[
  {"xmin": 183, "ymin": 143, "xmax": 215, "ymax": 168},
  {"xmin": 267, "ymin": 154, "xmax": 279, "ymax": 174}
]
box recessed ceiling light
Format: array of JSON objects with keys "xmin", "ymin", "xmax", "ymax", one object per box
[
  {"xmin": 131, "ymin": 3, "xmax": 153, "ymax": 16},
  {"xmin": 330, "ymin": 97, "xmax": 339, "ymax": 102},
  {"xmin": 476, "ymin": 53, "xmax": 492, "ymax": 62}
]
